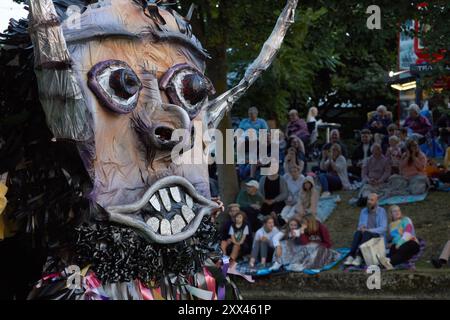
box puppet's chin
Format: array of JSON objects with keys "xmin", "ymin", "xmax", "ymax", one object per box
[{"xmin": 105, "ymin": 176, "xmax": 218, "ymax": 244}]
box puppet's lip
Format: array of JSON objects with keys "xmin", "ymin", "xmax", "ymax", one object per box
[{"xmin": 105, "ymin": 176, "xmax": 219, "ymax": 244}]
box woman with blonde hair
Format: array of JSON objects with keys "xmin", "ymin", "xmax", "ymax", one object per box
[
  {"xmin": 319, "ymin": 143, "xmax": 351, "ymax": 196},
  {"xmin": 306, "ymin": 107, "xmax": 322, "ymax": 145},
  {"xmin": 378, "ymin": 205, "xmax": 420, "ymax": 270}
]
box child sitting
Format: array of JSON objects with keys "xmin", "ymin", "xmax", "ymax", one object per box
[
  {"xmin": 385, "ymin": 135, "xmax": 402, "ymax": 174},
  {"xmin": 220, "ymin": 211, "xmax": 251, "ymax": 268}
]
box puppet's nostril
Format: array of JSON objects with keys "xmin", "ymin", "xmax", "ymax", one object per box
[{"xmin": 154, "ymin": 126, "xmax": 174, "ymax": 143}]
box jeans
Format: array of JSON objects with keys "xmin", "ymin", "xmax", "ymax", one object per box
[
  {"xmin": 251, "ymin": 240, "xmax": 274, "ymax": 262},
  {"xmin": 389, "ymin": 240, "xmax": 420, "ymax": 266},
  {"xmin": 349, "ymin": 230, "xmax": 379, "ymax": 258},
  {"xmin": 319, "ymin": 174, "xmax": 342, "ymax": 192}
]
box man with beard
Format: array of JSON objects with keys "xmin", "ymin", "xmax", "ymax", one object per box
[{"xmin": 344, "ymin": 193, "xmax": 388, "ymax": 267}]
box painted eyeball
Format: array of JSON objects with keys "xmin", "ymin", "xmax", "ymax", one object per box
[
  {"xmin": 159, "ymin": 63, "xmax": 215, "ymax": 119},
  {"xmin": 88, "ymin": 60, "xmax": 142, "ymax": 114}
]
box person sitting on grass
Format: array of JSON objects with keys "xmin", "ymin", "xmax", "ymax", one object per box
[
  {"xmin": 385, "ymin": 135, "xmax": 402, "ymax": 174},
  {"xmin": 280, "ymin": 165, "xmax": 305, "ymax": 222},
  {"xmin": 358, "ymin": 143, "xmax": 391, "ymax": 199},
  {"xmin": 221, "ymin": 211, "xmax": 251, "ymax": 268},
  {"xmin": 378, "ymin": 205, "xmax": 420, "ymax": 270},
  {"xmin": 291, "ymin": 175, "xmax": 319, "ymax": 220},
  {"xmin": 271, "ymin": 218, "xmax": 302, "ymax": 269},
  {"xmin": 236, "ymin": 180, "xmax": 263, "ymax": 231},
  {"xmin": 431, "ymin": 240, "xmax": 450, "ymax": 269},
  {"xmin": 271, "ymin": 214, "xmax": 339, "ymax": 272},
  {"xmin": 399, "ymin": 139, "xmax": 427, "ymax": 179},
  {"xmin": 216, "ymin": 203, "xmax": 241, "ymax": 243},
  {"xmin": 259, "ymin": 172, "xmax": 288, "ymax": 217},
  {"xmin": 381, "ymin": 123, "xmax": 398, "ymax": 152},
  {"xmin": 321, "ymin": 129, "xmax": 349, "ymax": 159},
  {"xmin": 286, "ymin": 109, "xmax": 310, "ymax": 146},
  {"xmin": 350, "ymin": 128, "xmax": 372, "ymax": 178},
  {"xmin": 283, "ymin": 147, "xmax": 305, "ymax": 175},
  {"xmin": 403, "ymin": 104, "xmax": 432, "ymax": 141},
  {"xmin": 367, "ymin": 105, "xmax": 393, "ymax": 136},
  {"xmin": 249, "ymin": 215, "xmax": 280, "ymax": 268},
  {"xmin": 344, "ymin": 193, "xmax": 388, "ymax": 267},
  {"xmin": 319, "ymin": 143, "xmax": 351, "ymax": 197}
]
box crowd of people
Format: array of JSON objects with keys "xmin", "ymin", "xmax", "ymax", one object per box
[{"xmin": 212, "ymin": 103, "xmax": 450, "ymax": 273}]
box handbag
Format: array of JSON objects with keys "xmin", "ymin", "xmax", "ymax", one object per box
[{"xmin": 359, "ymin": 237, "xmax": 386, "ymax": 266}]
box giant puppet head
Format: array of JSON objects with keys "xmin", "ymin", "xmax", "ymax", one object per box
[{"xmin": 26, "ymin": 0, "xmax": 297, "ymax": 282}]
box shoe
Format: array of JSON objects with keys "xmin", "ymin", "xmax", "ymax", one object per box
[
  {"xmin": 431, "ymin": 258, "xmax": 446, "ymax": 269},
  {"xmin": 321, "ymin": 191, "xmax": 331, "ymax": 198},
  {"xmin": 343, "ymin": 256, "xmax": 355, "ymax": 266},
  {"xmin": 269, "ymin": 261, "xmax": 282, "ymax": 271},
  {"xmin": 351, "ymin": 256, "xmax": 363, "ymax": 266},
  {"xmin": 377, "ymin": 255, "xmax": 394, "ymax": 270}
]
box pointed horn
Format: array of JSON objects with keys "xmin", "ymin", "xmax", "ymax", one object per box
[
  {"xmin": 205, "ymin": 0, "xmax": 298, "ymax": 129},
  {"xmin": 185, "ymin": 3, "xmax": 196, "ymax": 21},
  {"xmin": 28, "ymin": 0, "xmax": 71, "ymax": 69}
]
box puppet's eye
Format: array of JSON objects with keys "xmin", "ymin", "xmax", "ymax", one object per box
[
  {"xmin": 88, "ymin": 60, "xmax": 142, "ymax": 114},
  {"xmin": 159, "ymin": 63, "xmax": 215, "ymax": 119}
]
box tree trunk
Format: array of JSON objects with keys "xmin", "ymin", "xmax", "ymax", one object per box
[{"xmin": 201, "ymin": 2, "xmax": 239, "ymax": 205}]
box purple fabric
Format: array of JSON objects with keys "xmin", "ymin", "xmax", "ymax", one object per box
[
  {"xmin": 287, "ymin": 119, "xmax": 310, "ymax": 140},
  {"xmin": 218, "ymin": 257, "xmax": 230, "ymax": 300},
  {"xmin": 404, "ymin": 116, "xmax": 432, "ymax": 136}
]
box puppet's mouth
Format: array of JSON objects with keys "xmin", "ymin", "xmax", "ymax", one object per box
[{"xmin": 105, "ymin": 176, "xmax": 218, "ymax": 244}]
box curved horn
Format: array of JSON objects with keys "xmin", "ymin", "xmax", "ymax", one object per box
[
  {"xmin": 206, "ymin": 0, "xmax": 298, "ymax": 128},
  {"xmin": 28, "ymin": 0, "xmax": 71, "ymax": 69}
]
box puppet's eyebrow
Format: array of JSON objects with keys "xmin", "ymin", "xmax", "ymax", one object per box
[{"xmin": 62, "ymin": 25, "xmax": 210, "ymax": 61}]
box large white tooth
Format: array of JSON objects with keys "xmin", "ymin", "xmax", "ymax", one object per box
[
  {"xmin": 149, "ymin": 195, "xmax": 161, "ymax": 212},
  {"xmin": 169, "ymin": 187, "xmax": 182, "ymax": 203},
  {"xmin": 159, "ymin": 189, "xmax": 172, "ymax": 211},
  {"xmin": 146, "ymin": 217, "xmax": 160, "ymax": 233},
  {"xmin": 181, "ymin": 205, "xmax": 195, "ymax": 223},
  {"xmin": 185, "ymin": 194, "xmax": 194, "ymax": 208},
  {"xmin": 171, "ymin": 215, "xmax": 186, "ymax": 234},
  {"xmin": 160, "ymin": 219, "xmax": 171, "ymax": 236}
]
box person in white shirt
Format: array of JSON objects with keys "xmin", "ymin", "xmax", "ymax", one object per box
[{"xmin": 249, "ymin": 215, "xmax": 280, "ymax": 268}]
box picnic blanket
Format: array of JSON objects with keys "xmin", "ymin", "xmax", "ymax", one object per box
[
  {"xmin": 342, "ymin": 239, "xmax": 426, "ymax": 272},
  {"xmin": 378, "ymin": 193, "xmax": 428, "ymax": 206},
  {"xmin": 235, "ymin": 248, "xmax": 350, "ymax": 277},
  {"xmin": 317, "ymin": 195, "xmax": 340, "ymax": 222}
]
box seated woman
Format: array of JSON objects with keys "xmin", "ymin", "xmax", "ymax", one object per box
[
  {"xmin": 306, "ymin": 106, "xmax": 322, "ymax": 145},
  {"xmin": 281, "ymin": 175, "xmax": 318, "ymax": 222},
  {"xmin": 378, "ymin": 205, "xmax": 420, "ymax": 269},
  {"xmin": 249, "ymin": 216, "xmax": 280, "ymax": 268},
  {"xmin": 259, "ymin": 172, "xmax": 288, "ymax": 217},
  {"xmin": 221, "ymin": 211, "xmax": 251, "ymax": 268},
  {"xmin": 270, "ymin": 218, "xmax": 302, "ymax": 270},
  {"xmin": 295, "ymin": 175, "xmax": 319, "ymax": 218},
  {"xmin": 399, "ymin": 139, "xmax": 427, "ymax": 179},
  {"xmin": 403, "ymin": 104, "xmax": 432, "ymax": 142},
  {"xmin": 319, "ymin": 143, "xmax": 351, "ymax": 197},
  {"xmin": 280, "ymin": 165, "xmax": 305, "ymax": 222},
  {"xmin": 283, "ymin": 147, "xmax": 305, "ymax": 175},
  {"xmin": 358, "ymin": 143, "xmax": 391, "ymax": 199},
  {"xmin": 286, "ymin": 135, "xmax": 307, "ymax": 173},
  {"xmin": 271, "ymin": 214, "xmax": 340, "ymax": 271}
]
